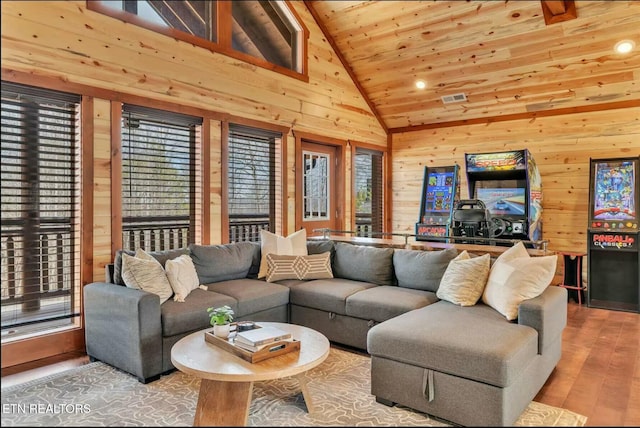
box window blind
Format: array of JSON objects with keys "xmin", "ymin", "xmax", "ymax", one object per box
[
  {"xmin": 1, "ymin": 81, "xmax": 81, "ymax": 338},
  {"xmin": 121, "ymin": 104, "xmax": 201, "ymax": 251},
  {"xmin": 228, "ymin": 124, "xmax": 279, "ymax": 242}
]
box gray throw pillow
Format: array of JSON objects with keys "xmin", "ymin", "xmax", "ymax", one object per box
[
  {"xmin": 393, "ymin": 247, "xmax": 458, "ymax": 292},
  {"xmin": 332, "ymin": 242, "xmax": 394, "ymax": 286},
  {"xmin": 189, "ymin": 242, "xmax": 256, "ymax": 284}
]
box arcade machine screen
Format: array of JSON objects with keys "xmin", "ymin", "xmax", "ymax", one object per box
[
  {"xmin": 476, "ymin": 188, "xmax": 526, "ymax": 216},
  {"xmin": 422, "ymin": 170, "xmax": 455, "ymax": 216},
  {"xmin": 592, "ymin": 160, "xmax": 637, "ymax": 227}
]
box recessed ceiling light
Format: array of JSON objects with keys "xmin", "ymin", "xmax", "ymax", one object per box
[
  {"xmin": 415, "ymin": 80, "xmax": 427, "ymax": 90},
  {"xmin": 614, "ymin": 40, "xmax": 635, "ymax": 54}
]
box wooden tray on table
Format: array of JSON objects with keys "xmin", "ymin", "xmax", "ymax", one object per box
[{"xmin": 204, "ymin": 323, "xmax": 300, "ymax": 363}]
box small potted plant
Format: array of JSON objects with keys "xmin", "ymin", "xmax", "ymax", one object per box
[{"xmin": 207, "ymin": 305, "xmax": 234, "ymax": 339}]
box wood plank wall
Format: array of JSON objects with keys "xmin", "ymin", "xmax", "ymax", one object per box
[{"xmin": 391, "ymin": 107, "xmax": 640, "ymax": 256}]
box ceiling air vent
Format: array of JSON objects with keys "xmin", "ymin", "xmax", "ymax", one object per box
[{"xmin": 441, "ymin": 93, "xmax": 467, "ymax": 104}]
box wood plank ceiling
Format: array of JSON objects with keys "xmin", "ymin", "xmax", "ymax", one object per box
[{"xmin": 305, "ymin": 0, "xmax": 640, "ymax": 132}]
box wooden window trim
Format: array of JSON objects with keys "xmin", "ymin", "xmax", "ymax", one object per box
[
  {"xmin": 349, "ymin": 140, "xmax": 388, "ymax": 234},
  {"xmin": 85, "ymin": 1, "xmax": 309, "ymax": 83}
]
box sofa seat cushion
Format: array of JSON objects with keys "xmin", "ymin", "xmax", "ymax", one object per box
[
  {"xmin": 367, "ymin": 301, "xmax": 538, "ymax": 387},
  {"xmin": 205, "ymin": 279, "xmax": 290, "ymax": 317},
  {"xmin": 346, "ymin": 286, "xmax": 438, "ymax": 323},
  {"xmin": 288, "ymin": 278, "xmax": 377, "ymax": 315},
  {"xmin": 161, "ymin": 288, "xmax": 237, "ymax": 337}
]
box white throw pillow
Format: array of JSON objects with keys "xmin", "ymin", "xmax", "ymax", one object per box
[
  {"xmin": 482, "ymin": 242, "xmax": 558, "ymax": 321},
  {"xmin": 258, "ymin": 229, "xmax": 308, "ymax": 278},
  {"xmin": 165, "ymin": 254, "xmax": 201, "ymax": 302},
  {"xmin": 436, "ymin": 251, "xmax": 490, "ymax": 306},
  {"xmin": 121, "ymin": 252, "xmax": 173, "ymax": 304}
]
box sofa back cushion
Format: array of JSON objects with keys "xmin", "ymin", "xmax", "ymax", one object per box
[
  {"xmin": 113, "ymin": 248, "xmax": 189, "ymax": 285},
  {"xmin": 189, "ymin": 242, "xmax": 256, "ymax": 284},
  {"xmin": 332, "ymin": 242, "xmax": 394, "ymax": 286},
  {"xmin": 393, "ymin": 247, "xmax": 458, "ymax": 292}
]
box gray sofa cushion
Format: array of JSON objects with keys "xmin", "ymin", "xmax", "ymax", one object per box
[
  {"xmin": 288, "ymin": 278, "xmax": 377, "ymax": 315},
  {"xmin": 307, "ymin": 240, "xmax": 335, "ymax": 256},
  {"xmin": 160, "ymin": 288, "xmax": 237, "ymax": 337},
  {"xmin": 113, "ymin": 248, "xmax": 189, "ymax": 286},
  {"xmin": 346, "ymin": 286, "xmax": 438, "ymax": 323},
  {"xmin": 367, "ymin": 300, "xmax": 538, "ymax": 387},
  {"xmin": 393, "ymin": 247, "xmax": 458, "ymax": 292},
  {"xmin": 205, "ymin": 278, "xmax": 290, "ymax": 317},
  {"xmin": 332, "ymin": 242, "xmax": 394, "ymax": 286},
  {"xmin": 189, "ymin": 242, "xmax": 256, "ymax": 284}
]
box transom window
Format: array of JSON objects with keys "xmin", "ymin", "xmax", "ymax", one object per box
[{"xmin": 88, "ymin": 0, "xmax": 307, "ymax": 79}]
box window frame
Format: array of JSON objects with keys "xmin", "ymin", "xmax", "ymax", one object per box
[
  {"xmin": 1, "ymin": 81, "xmax": 83, "ymax": 342},
  {"xmin": 351, "ymin": 141, "xmax": 388, "ymax": 236},
  {"xmin": 86, "ymin": 0, "xmax": 309, "ymax": 82},
  {"xmin": 221, "ymin": 119, "xmax": 289, "ymax": 243}
]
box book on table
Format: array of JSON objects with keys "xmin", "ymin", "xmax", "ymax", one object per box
[
  {"xmin": 235, "ymin": 325, "xmax": 292, "ymax": 347},
  {"xmin": 233, "ymin": 337, "xmax": 293, "ymax": 353}
]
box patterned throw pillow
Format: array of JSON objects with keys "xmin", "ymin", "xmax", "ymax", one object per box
[
  {"xmin": 436, "ymin": 251, "xmax": 490, "ymax": 306},
  {"xmin": 258, "ymin": 229, "xmax": 308, "ymax": 279},
  {"xmin": 482, "ymin": 242, "xmax": 557, "ymax": 320},
  {"xmin": 121, "ymin": 251, "xmax": 173, "ymax": 304},
  {"xmin": 265, "ymin": 252, "xmax": 333, "ymax": 283}
]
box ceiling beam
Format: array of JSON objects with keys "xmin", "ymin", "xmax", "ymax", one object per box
[
  {"xmin": 541, "ymin": 0, "xmax": 577, "ymax": 25},
  {"xmin": 303, "ymin": 0, "xmax": 388, "ymax": 134}
]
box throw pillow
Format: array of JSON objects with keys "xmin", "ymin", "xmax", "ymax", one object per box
[
  {"xmin": 332, "ymin": 242, "xmax": 394, "ymax": 286},
  {"xmin": 482, "ymin": 242, "xmax": 557, "ymax": 321},
  {"xmin": 265, "ymin": 252, "xmax": 334, "ymax": 282},
  {"xmin": 258, "ymin": 229, "xmax": 308, "ymax": 279},
  {"xmin": 393, "ymin": 247, "xmax": 458, "ymax": 292},
  {"xmin": 189, "ymin": 242, "xmax": 257, "ymax": 284},
  {"xmin": 436, "ymin": 251, "xmax": 490, "ymax": 306},
  {"xmin": 165, "ymin": 254, "xmax": 201, "ymax": 302},
  {"xmin": 121, "ymin": 252, "xmax": 173, "ymax": 304}
]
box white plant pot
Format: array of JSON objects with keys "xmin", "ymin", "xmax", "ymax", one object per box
[{"xmin": 213, "ymin": 323, "xmax": 231, "ymax": 339}]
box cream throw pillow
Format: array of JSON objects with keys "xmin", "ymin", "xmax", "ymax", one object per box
[
  {"xmin": 482, "ymin": 242, "xmax": 558, "ymax": 320},
  {"xmin": 121, "ymin": 250, "xmax": 173, "ymax": 304},
  {"xmin": 165, "ymin": 254, "xmax": 202, "ymax": 302},
  {"xmin": 258, "ymin": 229, "xmax": 308, "ymax": 278},
  {"xmin": 436, "ymin": 251, "xmax": 490, "ymax": 306}
]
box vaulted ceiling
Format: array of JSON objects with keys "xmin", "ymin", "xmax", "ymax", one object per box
[{"xmin": 304, "ymin": 0, "xmax": 640, "ymax": 132}]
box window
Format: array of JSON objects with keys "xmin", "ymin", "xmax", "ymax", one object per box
[
  {"xmin": 88, "ymin": 1, "xmax": 306, "ymax": 78},
  {"xmin": 354, "ymin": 148, "xmax": 384, "ymax": 237},
  {"xmin": 1, "ymin": 82, "xmax": 81, "ymax": 341},
  {"xmin": 121, "ymin": 105, "xmax": 202, "ymax": 251},
  {"xmin": 303, "ymin": 151, "xmax": 330, "ymax": 221},
  {"xmin": 227, "ymin": 124, "xmax": 281, "ymax": 242}
]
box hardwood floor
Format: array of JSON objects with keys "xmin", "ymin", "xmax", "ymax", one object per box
[{"xmin": 1, "ymin": 302, "xmax": 638, "ymax": 426}]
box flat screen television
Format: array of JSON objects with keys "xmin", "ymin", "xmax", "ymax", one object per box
[
  {"xmin": 476, "ymin": 187, "xmax": 526, "ymax": 216},
  {"xmin": 592, "ymin": 160, "xmax": 637, "ymax": 221}
]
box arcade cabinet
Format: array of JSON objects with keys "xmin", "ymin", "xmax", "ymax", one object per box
[
  {"xmin": 415, "ymin": 164, "xmax": 460, "ymax": 241},
  {"xmin": 463, "ymin": 149, "xmax": 543, "ymax": 243},
  {"xmin": 587, "ymin": 156, "xmax": 640, "ymax": 313}
]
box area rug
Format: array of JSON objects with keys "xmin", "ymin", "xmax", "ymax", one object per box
[{"xmin": 1, "ymin": 348, "xmax": 586, "ymax": 427}]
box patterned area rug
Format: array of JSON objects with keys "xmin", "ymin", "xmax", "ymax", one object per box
[{"xmin": 1, "ymin": 348, "xmax": 586, "ymax": 427}]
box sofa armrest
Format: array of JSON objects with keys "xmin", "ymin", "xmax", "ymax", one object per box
[
  {"xmin": 518, "ymin": 285, "xmax": 567, "ymax": 354},
  {"xmin": 84, "ymin": 282, "xmax": 162, "ymax": 381}
]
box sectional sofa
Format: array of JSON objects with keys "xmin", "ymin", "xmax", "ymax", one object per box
[{"xmin": 83, "ymin": 239, "xmax": 566, "ymax": 426}]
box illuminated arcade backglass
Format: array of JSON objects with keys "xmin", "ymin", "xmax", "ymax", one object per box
[
  {"xmin": 587, "ymin": 156, "xmax": 640, "ymax": 313},
  {"xmin": 415, "ymin": 165, "xmax": 460, "ymax": 241},
  {"xmin": 464, "ymin": 149, "xmax": 542, "ymax": 243}
]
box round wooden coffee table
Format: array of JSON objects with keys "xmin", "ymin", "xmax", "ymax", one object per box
[{"xmin": 171, "ymin": 322, "xmax": 330, "ymax": 427}]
